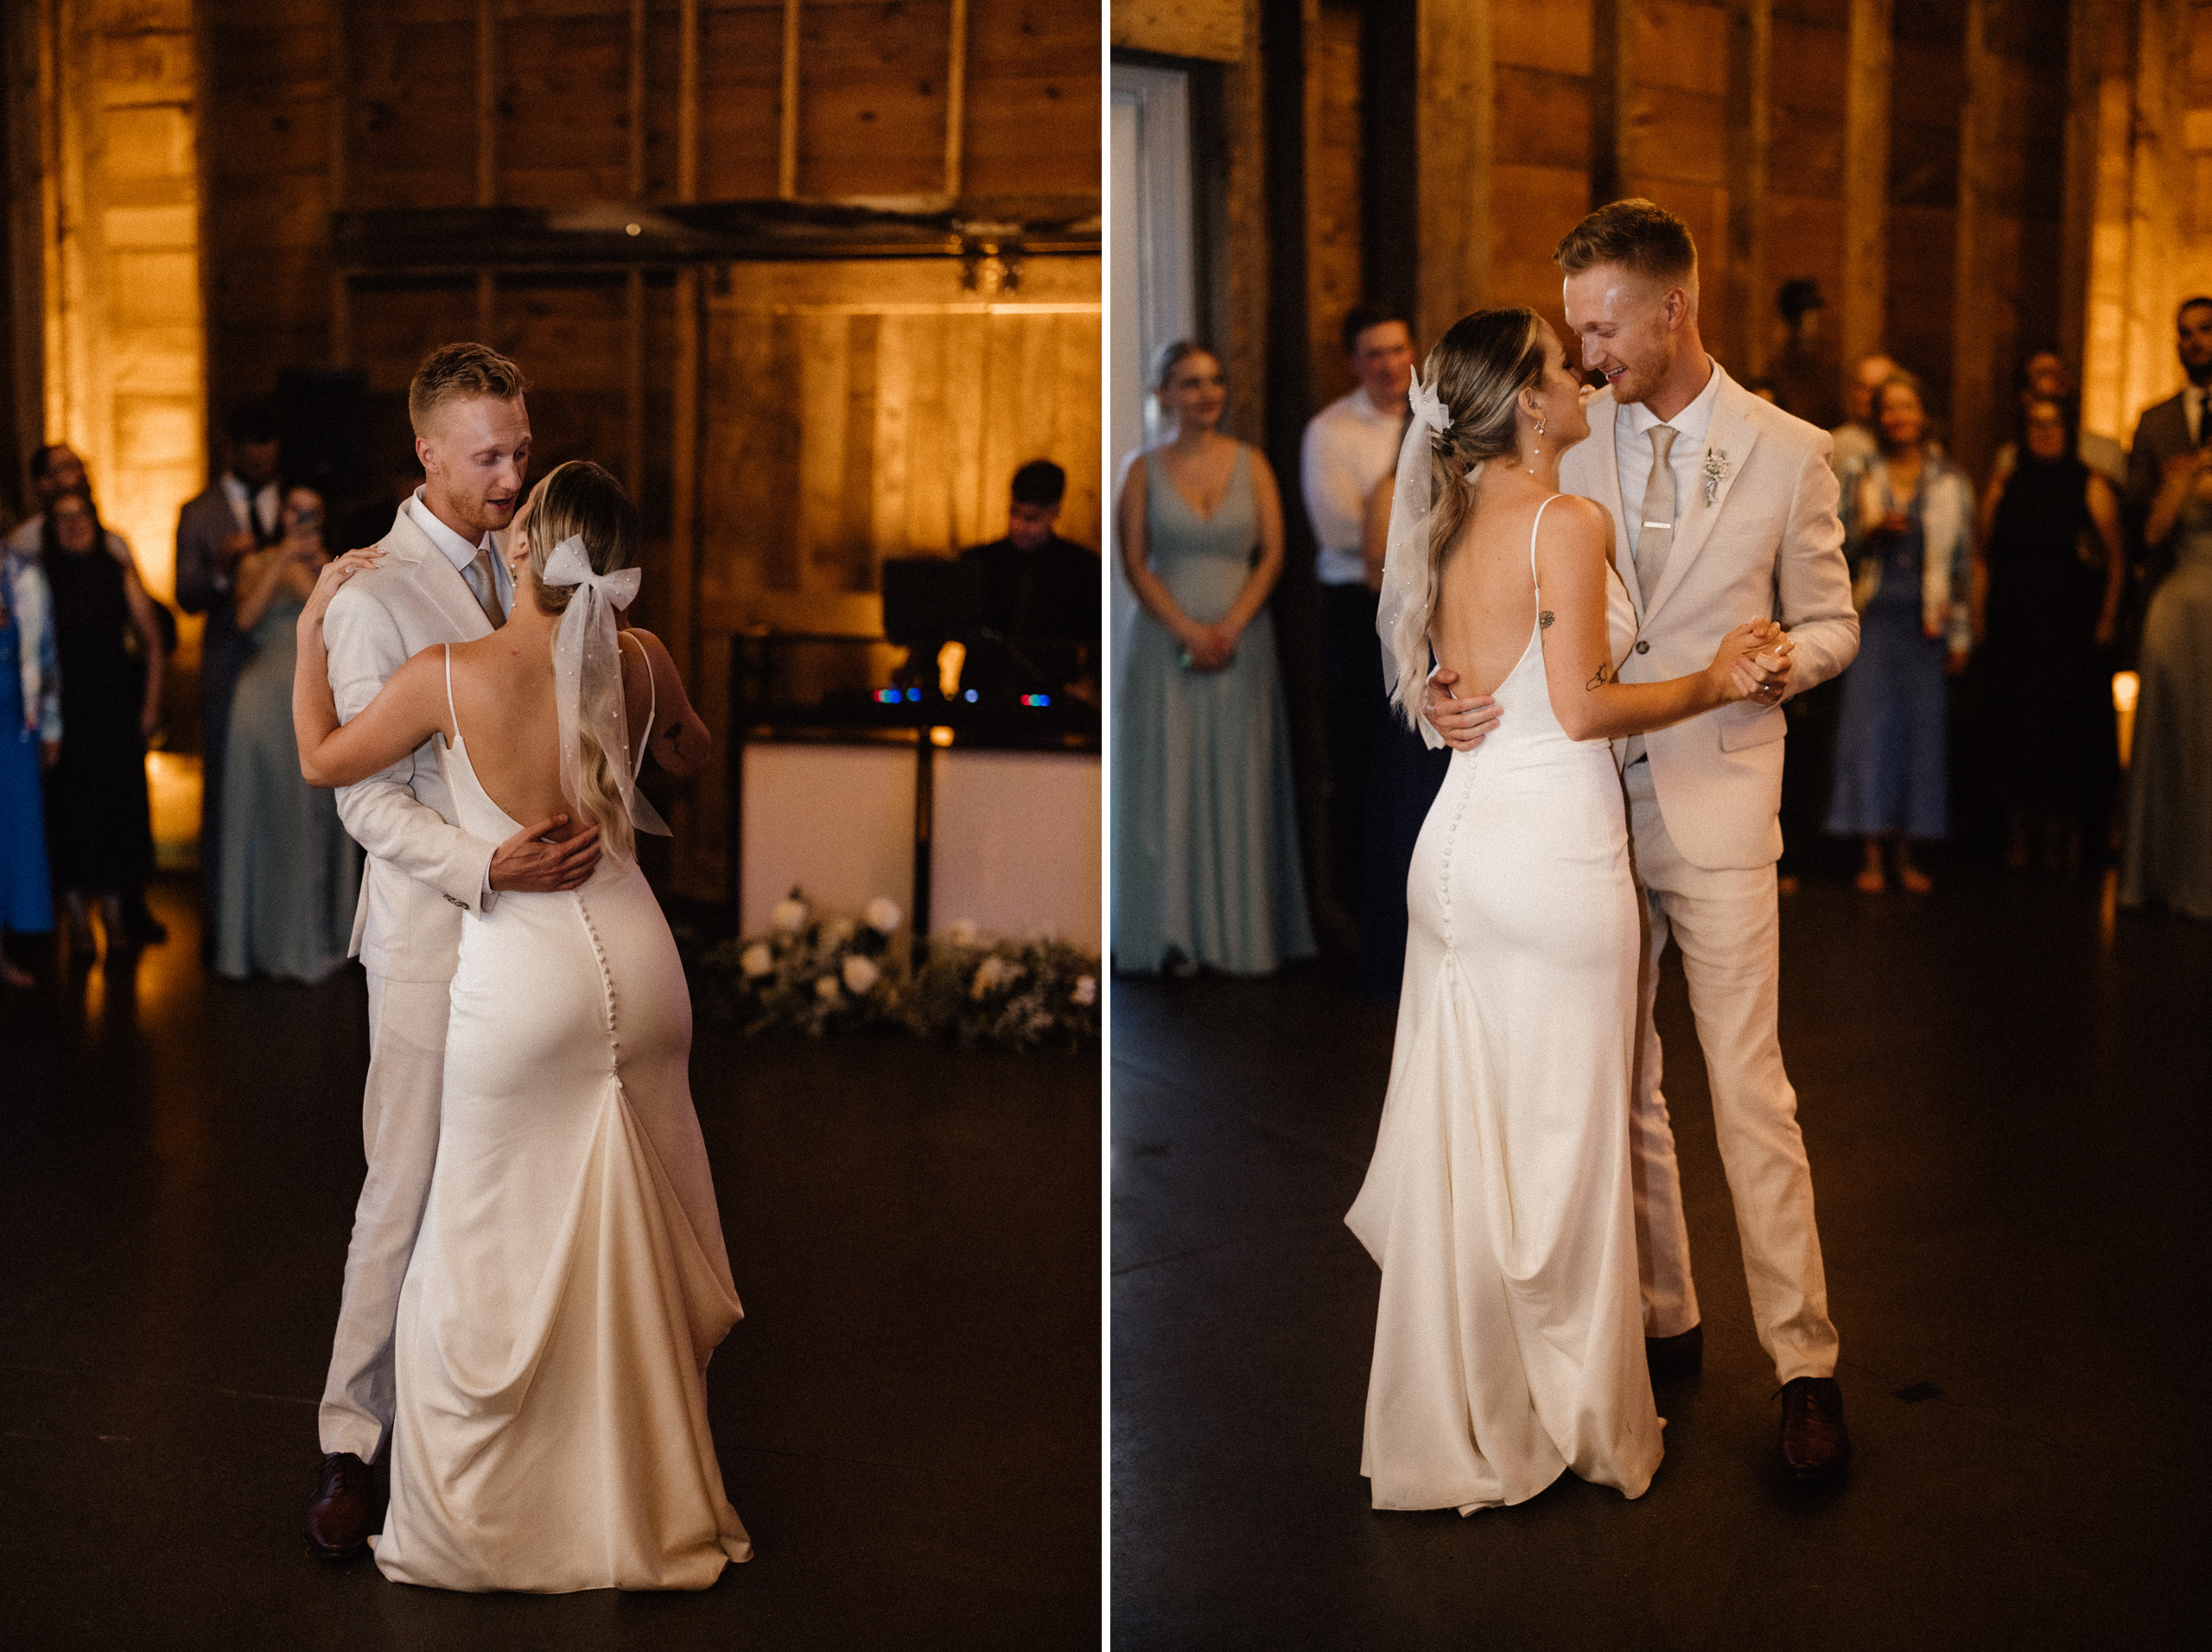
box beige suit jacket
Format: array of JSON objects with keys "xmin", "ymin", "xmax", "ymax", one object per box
[
  {"xmin": 326, "ymin": 505, "xmax": 501, "ymax": 982},
  {"xmin": 1560, "ymin": 367, "xmax": 1859, "ymax": 869}
]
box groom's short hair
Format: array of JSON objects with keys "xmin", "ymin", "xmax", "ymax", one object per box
[
  {"xmin": 1554, "ymin": 200, "xmax": 1697, "ymax": 295},
  {"xmin": 409, "ymin": 342, "xmax": 531, "ymax": 436}
]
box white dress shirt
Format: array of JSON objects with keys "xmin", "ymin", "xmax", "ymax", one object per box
[
  {"xmin": 406, "ymin": 487, "xmax": 513, "ymax": 616},
  {"xmin": 1301, "ymin": 389, "xmax": 1406, "ymax": 586},
  {"xmin": 222, "ymin": 473, "xmax": 283, "ymax": 541},
  {"xmin": 2186, "ymin": 384, "xmax": 2209, "ymax": 446},
  {"xmin": 1616, "ymin": 360, "xmax": 1725, "ymax": 544}
]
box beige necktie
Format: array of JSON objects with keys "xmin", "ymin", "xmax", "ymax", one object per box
[
  {"xmin": 465, "ymin": 544, "xmax": 505, "ymax": 629},
  {"xmin": 1634, "ymin": 424, "xmax": 1679, "ymax": 605}
]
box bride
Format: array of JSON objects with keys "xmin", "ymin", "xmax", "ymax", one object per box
[
  {"xmin": 1346, "ymin": 309, "xmax": 1782, "ymax": 1512},
  {"xmin": 291, "ymin": 459, "xmax": 751, "ymax": 1591}
]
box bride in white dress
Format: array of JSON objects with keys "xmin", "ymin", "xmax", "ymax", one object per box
[
  {"xmin": 291, "ymin": 459, "xmax": 751, "ymax": 1590},
  {"xmin": 1349, "ymin": 309, "xmax": 1782, "ymax": 1513}
]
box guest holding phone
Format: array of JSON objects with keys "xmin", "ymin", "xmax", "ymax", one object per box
[{"xmin": 213, "ymin": 486, "xmax": 360, "ymax": 980}]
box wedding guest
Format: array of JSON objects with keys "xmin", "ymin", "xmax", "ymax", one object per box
[
  {"xmin": 2124, "ymin": 297, "xmax": 2212, "ymax": 596},
  {"xmin": 1114, "ymin": 340, "xmax": 1315, "ymax": 975},
  {"xmin": 214, "ymin": 488, "xmax": 360, "ymax": 981},
  {"xmin": 1827, "ymin": 372, "xmax": 1975, "ymax": 893},
  {"xmin": 958, "ymin": 459, "xmax": 1100, "ymax": 702},
  {"xmin": 1301, "ymin": 303, "xmax": 1415, "ymax": 926},
  {"xmin": 2121, "ymin": 299, "xmax": 2212, "ymax": 918},
  {"xmin": 1827, "ymin": 352, "xmax": 1899, "ymax": 475},
  {"xmin": 1986, "ymin": 350, "xmax": 2126, "ymax": 491},
  {"xmin": 0, "ymin": 537, "xmax": 60, "ymax": 986},
  {"xmin": 1769, "ymin": 278, "xmax": 1840, "ymax": 429},
  {"xmin": 1974, "ymin": 396, "xmax": 2125, "ymax": 872},
  {"xmin": 40, "ymin": 490, "xmax": 164, "ymax": 963},
  {"xmin": 3, "ymin": 446, "xmax": 124, "ymax": 563},
  {"xmin": 176, "ymin": 403, "xmax": 284, "ymax": 941}
]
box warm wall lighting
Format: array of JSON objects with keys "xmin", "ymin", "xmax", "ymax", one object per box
[
  {"xmin": 936, "ymin": 639, "xmax": 966, "ymax": 699},
  {"xmin": 2113, "ymin": 670, "xmax": 2139, "ymax": 768},
  {"xmin": 146, "ymin": 751, "xmax": 201, "ymax": 870}
]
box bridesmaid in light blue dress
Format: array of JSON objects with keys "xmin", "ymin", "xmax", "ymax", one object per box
[
  {"xmin": 216, "ymin": 488, "xmax": 360, "ymax": 982},
  {"xmin": 1112, "ymin": 341, "xmax": 1315, "ymax": 975}
]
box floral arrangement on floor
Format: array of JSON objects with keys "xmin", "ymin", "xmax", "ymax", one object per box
[{"xmin": 690, "ymin": 889, "xmax": 1099, "ymax": 1052}]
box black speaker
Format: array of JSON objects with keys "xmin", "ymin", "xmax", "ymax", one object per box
[{"xmin": 880, "ymin": 556, "xmax": 983, "ymax": 645}]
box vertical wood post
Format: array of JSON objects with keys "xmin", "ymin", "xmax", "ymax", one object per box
[
  {"xmin": 1950, "ymin": 0, "xmax": 1999, "ymax": 479},
  {"xmin": 944, "ymin": 0, "xmax": 968, "ymax": 202},
  {"xmin": 1591, "ymin": 0, "xmax": 1634, "ymax": 210},
  {"xmin": 1840, "ymin": 0, "xmax": 1892, "ymax": 403},
  {"xmin": 671, "ymin": 0, "xmax": 703, "ymax": 689},
  {"xmin": 779, "ymin": 0, "xmax": 802, "ymax": 200},
  {"xmin": 330, "ymin": 0, "xmax": 351, "ymax": 367},
  {"xmin": 2058, "ymin": 0, "xmax": 2110, "ymax": 376},
  {"xmin": 1414, "ymin": 0, "xmax": 1491, "ymax": 351},
  {"xmin": 1725, "ymin": 0, "xmax": 1770, "ymax": 381},
  {"xmin": 475, "ymin": 0, "xmax": 496, "ymax": 207},
  {"xmin": 1224, "ymin": 0, "xmax": 1268, "ymax": 442}
]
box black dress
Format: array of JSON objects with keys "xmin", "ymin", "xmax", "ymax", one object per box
[
  {"xmin": 44, "ymin": 545, "xmax": 154, "ymax": 893},
  {"xmin": 1980, "ymin": 454, "xmax": 2116, "ymax": 811}
]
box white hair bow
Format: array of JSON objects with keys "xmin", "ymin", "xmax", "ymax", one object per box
[
  {"xmin": 1408, "ymin": 369, "xmax": 1453, "ymax": 437},
  {"xmin": 540, "ymin": 535, "xmax": 670, "ymax": 841}
]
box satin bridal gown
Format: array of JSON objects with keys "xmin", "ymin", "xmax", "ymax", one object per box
[
  {"xmin": 372, "ymin": 646, "xmax": 752, "ymax": 1592},
  {"xmin": 1346, "ymin": 498, "xmax": 1663, "ymax": 1513}
]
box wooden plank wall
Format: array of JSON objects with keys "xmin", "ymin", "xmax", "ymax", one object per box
[{"xmin": 1275, "ymin": 0, "xmax": 2078, "ymax": 460}]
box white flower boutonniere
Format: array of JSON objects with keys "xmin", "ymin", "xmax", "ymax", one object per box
[{"xmin": 1702, "ymin": 448, "xmax": 1728, "ymax": 505}]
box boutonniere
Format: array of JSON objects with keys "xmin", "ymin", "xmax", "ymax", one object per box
[{"xmin": 1702, "ymin": 448, "xmax": 1728, "ymax": 505}]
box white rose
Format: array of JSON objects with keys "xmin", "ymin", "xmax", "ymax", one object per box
[
  {"xmin": 772, "ymin": 897, "xmax": 809, "ymax": 934},
  {"xmin": 740, "ymin": 943, "xmax": 775, "ymax": 979},
  {"xmin": 1072, "ymin": 975, "xmax": 1097, "ymax": 1007},
  {"xmin": 842, "ymin": 953, "xmax": 880, "ymax": 994},
  {"xmin": 946, "ymin": 918, "xmax": 979, "ymax": 946},
  {"xmin": 866, "ymin": 896, "xmax": 902, "ymax": 934},
  {"xmin": 815, "ymin": 974, "xmax": 842, "ymax": 1002},
  {"xmin": 820, "ymin": 914, "xmax": 855, "ymax": 949}
]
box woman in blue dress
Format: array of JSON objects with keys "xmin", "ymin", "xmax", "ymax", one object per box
[
  {"xmin": 214, "ymin": 487, "xmax": 360, "ymax": 981},
  {"xmin": 1112, "ymin": 340, "xmax": 1315, "ymax": 974},
  {"xmin": 1, "ymin": 539, "xmax": 60, "ymax": 986},
  {"xmin": 1826, "ymin": 372, "xmax": 1976, "ymax": 893}
]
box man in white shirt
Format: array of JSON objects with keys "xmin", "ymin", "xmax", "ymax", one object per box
[
  {"xmin": 2125, "ymin": 296, "xmax": 2212, "ymax": 587},
  {"xmin": 175, "ymin": 404, "xmax": 286, "ymax": 940},
  {"xmin": 1300, "ymin": 303, "xmax": 1414, "ymax": 927},
  {"xmin": 304, "ymin": 343, "xmax": 601, "ymax": 1560}
]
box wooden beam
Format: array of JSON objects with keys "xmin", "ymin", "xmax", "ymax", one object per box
[
  {"xmin": 780, "ymin": 0, "xmax": 801, "ymax": 200},
  {"xmin": 1591, "ymin": 0, "xmax": 1633, "ymax": 210},
  {"xmin": 628, "ymin": 0, "xmax": 647, "ymax": 200},
  {"xmin": 1414, "ymin": 0, "xmax": 1491, "ymax": 350},
  {"xmin": 1724, "ymin": 0, "xmax": 1770, "ymax": 382},
  {"xmin": 476, "ymin": 0, "xmax": 497, "ymax": 207},
  {"xmin": 2057, "ymin": 0, "xmax": 2110, "ymax": 374},
  {"xmin": 1222, "ymin": 0, "xmax": 1268, "ymax": 442},
  {"xmin": 1950, "ymin": 0, "xmax": 1999, "ymax": 480},
  {"xmin": 677, "ymin": 0, "xmax": 699, "ymax": 202},
  {"xmin": 1840, "ymin": 0, "xmax": 1891, "ymax": 403},
  {"xmin": 944, "ymin": 0, "xmax": 968, "ymax": 201},
  {"xmin": 331, "ymin": 0, "xmax": 351, "ymax": 368}
]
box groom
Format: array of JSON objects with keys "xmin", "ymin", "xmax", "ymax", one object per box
[
  {"xmin": 304, "ymin": 342, "xmax": 603, "ymax": 1557},
  {"xmin": 1428, "ymin": 200, "xmax": 1860, "ymax": 1480}
]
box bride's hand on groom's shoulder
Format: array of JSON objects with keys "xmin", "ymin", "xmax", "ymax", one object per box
[
  {"xmin": 299, "ymin": 546, "xmax": 384, "ymax": 637},
  {"xmin": 1422, "ymin": 668, "xmax": 1503, "ymax": 752}
]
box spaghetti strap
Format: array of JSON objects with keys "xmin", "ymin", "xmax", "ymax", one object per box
[
  {"xmin": 620, "ymin": 631, "xmax": 655, "ymax": 779},
  {"xmin": 442, "ymin": 644, "xmax": 461, "ymax": 742},
  {"xmin": 1529, "ymin": 494, "xmax": 1558, "ymax": 590}
]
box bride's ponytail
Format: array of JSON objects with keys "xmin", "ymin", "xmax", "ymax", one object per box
[{"xmin": 524, "ymin": 460, "xmax": 644, "ymax": 866}]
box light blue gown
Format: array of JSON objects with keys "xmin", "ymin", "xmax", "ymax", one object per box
[
  {"xmin": 215, "ymin": 591, "xmax": 360, "ymax": 981},
  {"xmin": 1111, "ymin": 446, "xmax": 1316, "ymax": 975}
]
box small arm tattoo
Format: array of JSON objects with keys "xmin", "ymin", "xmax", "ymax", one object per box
[
  {"xmin": 1586, "ymin": 660, "xmax": 1612, "ymax": 690},
  {"xmin": 1539, "ymin": 610, "xmax": 1554, "ymax": 630}
]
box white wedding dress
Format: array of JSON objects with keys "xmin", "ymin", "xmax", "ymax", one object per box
[
  {"xmin": 1347, "ymin": 498, "xmax": 1664, "ymax": 1513},
  {"xmin": 372, "ymin": 646, "xmax": 752, "ymax": 1592}
]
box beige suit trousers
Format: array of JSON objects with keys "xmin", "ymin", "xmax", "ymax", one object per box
[
  {"xmin": 1624, "ymin": 760, "xmax": 1839, "ymax": 1383},
  {"xmin": 316, "ymin": 971, "xmax": 449, "ymax": 1461}
]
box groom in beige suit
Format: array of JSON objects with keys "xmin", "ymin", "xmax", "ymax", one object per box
[
  {"xmin": 1430, "ymin": 200, "xmax": 1859, "ymax": 1480},
  {"xmin": 304, "ymin": 344, "xmax": 602, "ymax": 1557}
]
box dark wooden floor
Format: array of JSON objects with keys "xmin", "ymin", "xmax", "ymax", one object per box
[
  {"xmin": 1, "ymin": 879, "xmax": 1100, "ymax": 1650},
  {"xmin": 1112, "ymin": 864, "xmax": 2212, "ymax": 1649}
]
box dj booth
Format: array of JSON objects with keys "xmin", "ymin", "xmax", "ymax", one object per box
[{"xmin": 722, "ymin": 557, "xmax": 1102, "ymax": 950}]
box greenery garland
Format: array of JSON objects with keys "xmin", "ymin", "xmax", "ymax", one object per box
[{"xmin": 689, "ymin": 889, "xmax": 1099, "ymax": 1052}]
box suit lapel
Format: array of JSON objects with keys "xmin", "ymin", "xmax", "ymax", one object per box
[
  {"xmin": 382, "ymin": 507, "xmax": 493, "ymax": 642},
  {"xmin": 1564, "ymin": 391, "xmax": 1642, "ymax": 623},
  {"xmin": 1645, "ymin": 376, "xmax": 1762, "ymax": 623}
]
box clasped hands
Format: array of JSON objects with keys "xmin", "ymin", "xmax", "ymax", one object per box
[
  {"xmin": 1422, "ymin": 621, "xmax": 1796, "ymax": 753},
  {"xmin": 1178, "ymin": 620, "xmax": 1242, "ymax": 674}
]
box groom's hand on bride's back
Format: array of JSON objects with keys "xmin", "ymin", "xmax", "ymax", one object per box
[
  {"xmin": 489, "ymin": 815, "xmax": 601, "ymax": 893},
  {"xmin": 1421, "ymin": 669, "xmax": 1503, "ymax": 753}
]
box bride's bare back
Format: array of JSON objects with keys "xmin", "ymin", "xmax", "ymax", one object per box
[{"xmin": 1428, "ymin": 492, "xmax": 1557, "ymax": 699}]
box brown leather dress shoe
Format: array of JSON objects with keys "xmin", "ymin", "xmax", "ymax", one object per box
[
  {"xmin": 1779, "ymin": 1376, "xmax": 1853, "ymax": 1481},
  {"xmin": 1645, "ymin": 1324, "xmax": 1702, "ymax": 1384},
  {"xmin": 305, "ymin": 1452, "xmax": 373, "ymax": 1560}
]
